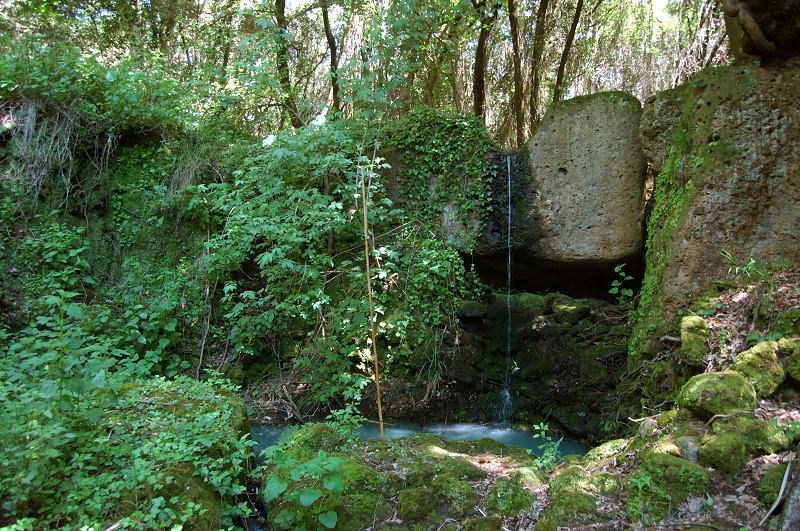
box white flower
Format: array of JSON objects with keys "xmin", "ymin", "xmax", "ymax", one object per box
[{"xmin": 262, "ymin": 134, "xmax": 277, "ymax": 147}]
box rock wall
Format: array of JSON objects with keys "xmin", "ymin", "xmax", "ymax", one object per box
[{"xmin": 631, "ymin": 62, "xmax": 800, "ymax": 362}]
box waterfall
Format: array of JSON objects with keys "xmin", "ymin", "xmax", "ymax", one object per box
[{"xmin": 498, "ymin": 154, "xmax": 513, "ymax": 422}]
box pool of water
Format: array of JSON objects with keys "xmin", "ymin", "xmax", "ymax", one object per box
[{"xmin": 250, "ymin": 420, "xmax": 587, "ymax": 460}]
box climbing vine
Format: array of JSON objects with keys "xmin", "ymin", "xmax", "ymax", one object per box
[{"xmin": 386, "ymin": 106, "xmax": 496, "ymax": 252}]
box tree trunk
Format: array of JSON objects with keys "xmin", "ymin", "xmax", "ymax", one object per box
[
  {"xmin": 553, "ymin": 0, "xmax": 584, "ymax": 102},
  {"xmin": 508, "ymin": 0, "xmax": 524, "ymax": 146},
  {"xmin": 321, "ymin": 1, "xmax": 341, "ymax": 114},
  {"xmin": 528, "ymin": 0, "xmax": 550, "ymax": 132},
  {"xmin": 471, "ymin": 0, "xmax": 499, "ymax": 122},
  {"xmin": 275, "ymin": 0, "xmax": 303, "ymax": 128}
]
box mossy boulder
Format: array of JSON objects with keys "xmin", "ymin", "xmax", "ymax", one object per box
[
  {"xmin": 534, "ymin": 491, "xmax": 601, "ymax": 530},
  {"xmin": 779, "ymin": 337, "xmax": 800, "ymax": 381},
  {"xmin": 281, "ymin": 422, "xmax": 347, "ymax": 457},
  {"xmin": 626, "ymin": 452, "xmax": 709, "ymax": 523},
  {"xmin": 431, "ymin": 473, "xmax": 479, "ymax": 517},
  {"xmin": 484, "ymin": 478, "xmax": 534, "ymax": 516},
  {"xmin": 776, "ymin": 309, "xmax": 800, "ymax": 336},
  {"xmin": 699, "ymin": 416, "xmax": 789, "ymax": 474},
  {"xmin": 676, "ymin": 371, "xmax": 757, "ymax": 420},
  {"xmin": 511, "ymin": 467, "xmax": 545, "ymax": 490},
  {"xmin": 757, "ymin": 464, "xmax": 789, "ymax": 504},
  {"xmin": 514, "ymin": 292, "xmax": 548, "ymax": 316},
  {"xmin": 678, "ymin": 315, "xmax": 710, "ymax": 366},
  {"xmin": 730, "ymin": 341, "xmax": 785, "ymax": 396},
  {"xmin": 397, "ymin": 486, "xmax": 436, "ymax": 522},
  {"xmin": 583, "ymin": 438, "xmax": 627, "ymax": 463},
  {"xmin": 551, "ymin": 297, "xmax": 591, "ymax": 325},
  {"xmin": 462, "ymin": 515, "xmax": 503, "ymax": 531},
  {"xmin": 550, "ymin": 464, "xmax": 619, "ymax": 498}
]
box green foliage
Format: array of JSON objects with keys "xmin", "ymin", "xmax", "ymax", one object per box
[
  {"xmin": 0, "ymin": 37, "xmax": 191, "ymax": 131},
  {"xmin": 609, "ymin": 263, "xmax": 634, "ymax": 305},
  {"xmin": 770, "ymin": 419, "xmax": 800, "ymax": 444},
  {"xmin": 0, "ymin": 339, "xmax": 250, "ymax": 530},
  {"xmin": 386, "ymin": 106, "xmax": 495, "ymax": 252},
  {"xmin": 529, "ymin": 422, "xmax": 562, "ymax": 471},
  {"xmin": 721, "ymin": 250, "xmax": 773, "ymax": 287},
  {"xmin": 261, "ymin": 448, "xmax": 345, "ymax": 530}
]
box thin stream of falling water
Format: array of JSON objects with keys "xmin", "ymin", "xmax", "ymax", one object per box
[{"xmin": 499, "ymin": 154, "xmax": 513, "ymax": 421}]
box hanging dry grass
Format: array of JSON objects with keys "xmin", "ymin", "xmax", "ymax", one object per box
[{"xmin": 0, "ymin": 98, "xmax": 116, "ymax": 208}]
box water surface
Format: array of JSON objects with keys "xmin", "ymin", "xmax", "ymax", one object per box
[{"xmin": 250, "ymin": 420, "xmax": 587, "ymax": 459}]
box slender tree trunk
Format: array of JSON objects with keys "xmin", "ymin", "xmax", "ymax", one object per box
[
  {"xmin": 553, "ymin": 0, "xmax": 584, "ymax": 102},
  {"xmin": 508, "ymin": 0, "xmax": 524, "ymax": 146},
  {"xmin": 275, "ymin": 0, "xmax": 303, "ymax": 128},
  {"xmin": 321, "ymin": 1, "xmax": 341, "ymax": 114},
  {"xmin": 471, "ymin": 0, "xmax": 499, "ymax": 122},
  {"xmin": 528, "ymin": 0, "xmax": 550, "ymax": 132},
  {"xmin": 360, "ymin": 169, "xmax": 384, "ymax": 439}
]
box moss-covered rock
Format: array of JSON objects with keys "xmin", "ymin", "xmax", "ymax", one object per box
[
  {"xmin": 397, "ymin": 486, "xmax": 436, "ymax": 522},
  {"xmin": 626, "ymin": 452, "xmax": 709, "ymax": 523},
  {"xmin": 281, "ymin": 422, "xmax": 347, "ymax": 457},
  {"xmin": 582, "ymin": 438, "xmax": 627, "ymax": 463},
  {"xmin": 431, "ymin": 473, "xmax": 479, "ymax": 517},
  {"xmin": 511, "ymin": 467, "xmax": 545, "ymax": 490},
  {"xmin": 699, "ymin": 416, "xmax": 789, "ymax": 474},
  {"xmin": 484, "ymin": 478, "xmax": 534, "ymax": 516},
  {"xmin": 676, "ymin": 371, "xmax": 757, "ymax": 420},
  {"xmin": 458, "ymin": 301, "xmax": 490, "ymax": 318},
  {"xmin": 551, "ymin": 297, "xmax": 591, "ymax": 325},
  {"xmin": 776, "ymin": 309, "xmax": 800, "ymax": 336},
  {"xmin": 514, "ymin": 292, "xmax": 548, "ymax": 316},
  {"xmin": 730, "ymin": 341, "xmax": 784, "ymax": 396},
  {"xmin": 534, "ymin": 491, "xmax": 600, "ymax": 530},
  {"xmin": 779, "ymin": 337, "xmax": 800, "ymax": 381},
  {"xmin": 757, "ymin": 464, "xmax": 789, "ymax": 504},
  {"xmin": 678, "ymin": 315, "xmax": 710, "ymax": 366},
  {"xmin": 462, "ymin": 515, "xmax": 503, "ymax": 531}
]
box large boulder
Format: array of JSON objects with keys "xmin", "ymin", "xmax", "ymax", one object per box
[
  {"xmin": 525, "ymin": 91, "xmax": 647, "ymax": 266},
  {"xmin": 676, "ymin": 371, "xmax": 758, "ymax": 420},
  {"xmin": 631, "ymin": 64, "xmax": 800, "ymax": 361}
]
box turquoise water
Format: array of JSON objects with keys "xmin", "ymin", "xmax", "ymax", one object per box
[{"xmin": 250, "ymin": 420, "xmax": 587, "ymax": 460}]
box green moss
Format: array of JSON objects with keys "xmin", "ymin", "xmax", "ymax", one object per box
[
  {"xmin": 676, "ymin": 371, "xmax": 757, "ymax": 420},
  {"xmin": 462, "ymin": 515, "xmax": 503, "ymax": 531},
  {"xmin": 730, "ymin": 341, "xmax": 784, "ymax": 396},
  {"xmin": 549, "ymin": 465, "xmax": 584, "ymax": 498},
  {"xmin": 534, "ymin": 491, "xmax": 599, "ymax": 530},
  {"xmin": 578, "ymin": 357, "xmax": 607, "ymax": 386},
  {"xmin": 282, "ymin": 423, "xmax": 347, "ymax": 458},
  {"xmin": 626, "ymin": 452, "xmax": 709, "ymax": 523},
  {"xmin": 511, "ymin": 467, "xmax": 545, "ymax": 490},
  {"xmin": 551, "ymin": 297, "xmax": 591, "ymax": 325},
  {"xmin": 779, "ymin": 337, "xmax": 800, "ymax": 381},
  {"xmin": 698, "ymin": 431, "xmax": 749, "ymax": 474},
  {"xmin": 484, "ymin": 478, "xmax": 534, "ymax": 516},
  {"xmin": 397, "ymin": 487, "xmax": 436, "ymax": 521},
  {"xmin": 699, "ymin": 416, "xmax": 789, "ymax": 474},
  {"xmin": 775, "ymin": 309, "xmax": 800, "ymax": 336},
  {"xmin": 656, "ymin": 409, "xmax": 679, "ymax": 426},
  {"xmin": 677, "ymin": 315, "xmax": 710, "ymax": 366},
  {"xmin": 757, "ymin": 464, "xmax": 789, "ymax": 504},
  {"xmin": 431, "ymin": 473, "xmax": 478, "ymax": 516},
  {"xmin": 513, "ymin": 292, "xmax": 548, "ymax": 316},
  {"xmin": 582, "ymin": 438, "xmax": 627, "ymax": 463}
]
